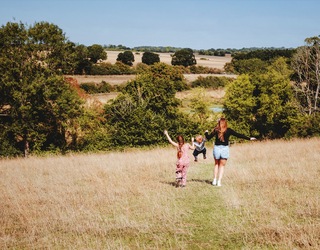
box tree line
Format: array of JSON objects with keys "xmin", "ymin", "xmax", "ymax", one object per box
[{"xmin": 0, "ymin": 21, "xmax": 319, "ymax": 157}]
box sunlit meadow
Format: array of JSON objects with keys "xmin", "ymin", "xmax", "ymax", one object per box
[{"xmin": 0, "ymin": 138, "xmax": 319, "ymax": 249}]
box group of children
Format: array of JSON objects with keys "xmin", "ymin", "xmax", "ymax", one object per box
[{"xmin": 164, "ymin": 118, "xmax": 257, "ymax": 188}]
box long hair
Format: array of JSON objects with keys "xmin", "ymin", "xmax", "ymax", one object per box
[
  {"xmin": 176, "ymin": 135, "xmax": 185, "ymax": 148},
  {"xmin": 176, "ymin": 135, "xmax": 184, "ymax": 159},
  {"xmin": 215, "ymin": 118, "xmax": 228, "ymax": 142}
]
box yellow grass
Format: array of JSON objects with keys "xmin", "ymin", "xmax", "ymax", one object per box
[
  {"xmin": 1, "ymin": 138, "xmax": 319, "ymax": 249},
  {"xmin": 105, "ymin": 51, "xmax": 232, "ymax": 69}
]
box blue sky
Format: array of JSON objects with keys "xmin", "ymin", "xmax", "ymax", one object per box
[{"xmin": 1, "ymin": 0, "xmax": 319, "ymax": 49}]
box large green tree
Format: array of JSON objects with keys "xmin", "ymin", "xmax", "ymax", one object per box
[
  {"xmin": 224, "ymin": 74, "xmax": 257, "ymax": 136},
  {"xmin": 104, "ymin": 63, "xmax": 197, "ymax": 146},
  {"xmin": 117, "ymin": 51, "xmax": 135, "ymax": 66},
  {"xmin": 171, "ymin": 48, "xmax": 197, "ymax": 67},
  {"xmin": 224, "ymin": 57, "xmax": 298, "ymax": 138},
  {"xmin": 142, "ymin": 51, "xmax": 160, "ymax": 65},
  {"xmin": 0, "ymin": 21, "xmax": 84, "ymax": 156},
  {"xmin": 87, "ymin": 44, "xmax": 107, "ymax": 63}
]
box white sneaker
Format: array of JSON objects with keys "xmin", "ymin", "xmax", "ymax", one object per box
[
  {"xmin": 212, "ymin": 179, "xmax": 217, "ymax": 186},
  {"xmin": 217, "ymin": 180, "xmax": 222, "ymax": 187}
]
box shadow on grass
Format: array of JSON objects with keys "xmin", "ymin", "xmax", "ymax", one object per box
[
  {"xmin": 189, "ymin": 179, "xmax": 213, "ymax": 185},
  {"xmin": 161, "ymin": 181, "xmax": 178, "ymax": 187},
  {"xmin": 161, "ymin": 179, "xmax": 212, "ymax": 187}
]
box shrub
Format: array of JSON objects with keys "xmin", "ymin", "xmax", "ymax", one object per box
[
  {"xmin": 80, "ymin": 81, "xmax": 113, "ymax": 94},
  {"xmin": 191, "ymin": 76, "xmax": 233, "ymax": 89}
]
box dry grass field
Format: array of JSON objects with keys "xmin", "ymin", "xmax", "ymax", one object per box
[
  {"xmin": 1, "ymin": 138, "xmax": 319, "ymax": 249},
  {"xmin": 68, "ymin": 51, "xmax": 234, "ymax": 87},
  {"xmin": 105, "ymin": 50, "xmax": 232, "ymax": 69}
]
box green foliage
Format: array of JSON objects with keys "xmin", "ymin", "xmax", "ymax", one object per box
[
  {"xmin": 224, "ymin": 58, "xmax": 299, "ymax": 139},
  {"xmin": 191, "ymin": 76, "xmax": 233, "ymax": 89},
  {"xmin": 189, "ymin": 88, "xmax": 211, "ymax": 131},
  {"xmin": 227, "ymin": 49, "xmax": 296, "ymax": 75},
  {"xmin": 74, "ymin": 107, "xmax": 111, "ymax": 151},
  {"xmin": 0, "ymin": 21, "xmax": 85, "ymax": 156},
  {"xmin": 80, "ymin": 81, "xmax": 113, "ymax": 94},
  {"xmin": 171, "ymin": 48, "xmax": 197, "ymax": 67},
  {"xmin": 232, "ymin": 49, "xmax": 296, "ymax": 61},
  {"xmin": 117, "ymin": 51, "xmax": 135, "ymax": 66},
  {"xmin": 72, "ymin": 44, "xmax": 92, "ymax": 74},
  {"xmin": 104, "ymin": 64, "xmax": 199, "ymax": 147},
  {"xmin": 141, "ymin": 51, "xmax": 160, "ymax": 65},
  {"xmin": 135, "ymin": 62, "xmax": 150, "ymax": 74},
  {"xmin": 89, "ymin": 62, "xmax": 135, "ymax": 75},
  {"xmin": 230, "ymin": 58, "xmax": 269, "ymax": 75},
  {"xmin": 87, "ymin": 44, "xmax": 107, "ymax": 63},
  {"xmin": 144, "ymin": 62, "xmax": 189, "ymax": 91},
  {"xmin": 224, "ymin": 75, "xmax": 257, "ymax": 136},
  {"xmin": 189, "ymin": 65, "xmax": 223, "ymax": 74}
]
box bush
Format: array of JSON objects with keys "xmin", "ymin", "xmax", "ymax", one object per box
[
  {"xmin": 189, "ymin": 65, "xmax": 223, "ymax": 74},
  {"xmin": 89, "ymin": 62, "xmax": 136, "ymax": 75},
  {"xmin": 191, "ymin": 76, "xmax": 233, "ymax": 89},
  {"xmin": 80, "ymin": 81, "xmax": 113, "ymax": 94}
]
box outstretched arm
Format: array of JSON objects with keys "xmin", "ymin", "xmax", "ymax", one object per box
[
  {"xmin": 189, "ymin": 137, "xmax": 195, "ymax": 150},
  {"xmin": 205, "ymin": 129, "xmax": 215, "ymax": 140},
  {"xmin": 230, "ymin": 128, "xmax": 257, "ymax": 141},
  {"xmin": 164, "ymin": 130, "xmax": 178, "ymax": 147}
]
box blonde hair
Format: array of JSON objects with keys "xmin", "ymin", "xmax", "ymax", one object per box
[{"xmin": 196, "ymin": 135, "xmax": 203, "ymax": 142}]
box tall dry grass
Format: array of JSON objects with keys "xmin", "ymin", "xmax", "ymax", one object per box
[{"xmin": 0, "ymin": 138, "xmax": 319, "ymax": 249}]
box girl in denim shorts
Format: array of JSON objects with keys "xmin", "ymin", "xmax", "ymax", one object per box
[{"xmin": 205, "ymin": 118, "xmax": 256, "ymax": 187}]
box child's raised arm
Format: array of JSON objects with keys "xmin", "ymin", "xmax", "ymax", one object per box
[
  {"xmin": 164, "ymin": 130, "xmax": 178, "ymax": 147},
  {"xmin": 189, "ymin": 137, "xmax": 195, "ymax": 150}
]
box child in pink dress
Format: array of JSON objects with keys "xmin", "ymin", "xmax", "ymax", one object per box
[{"xmin": 164, "ymin": 130, "xmax": 195, "ymax": 187}]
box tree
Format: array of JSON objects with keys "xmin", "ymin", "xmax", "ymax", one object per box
[
  {"xmin": 72, "ymin": 44, "xmax": 92, "ymax": 74},
  {"xmin": 0, "ymin": 21, "xmax": 84, "ymax": 156},
  {"xmin": 87, "ymin": 44, "xmax": 107, "ymax": 63},
  {"xmin": 146, "ymin": 62, "xmax": 189, "ymax": 91},
  {"xmin": 292, "ymin": 36, "xmax": 320, "ymax": 115},
  {"xmin": 229, "ymin": 58, "xmax": 268, "ymax": 75},
  {"xmin": 254, "ymin": 58, "xmax": 298, "ymax": 138},
  {"xmin": 171, "ymin": 48, "xmax": 196, "ymax": 67},
  {"xmin": 116, "ymin": 50, "xmax": 135, "ymax": 66},
  {"xmin": 224, "ymin": 58, "xmax": 298, "ymax": 139},
  {"xmin": 224, "ymin": 74, "xmax": 257, "ymax": 136},
  {"xmin": 27, "ymin": 21, "xmax": 77, "ymax": 74},
  {"xmin": 142, "ymin": 51, "xmax": 160, "ymax": 65},
  {"xmin": 189, "ymin": 88, "xmax": 211, "ymax": 131},
  {"xmin": 104, "ymin": 63, "xmax": 198, "ymax": 146}
]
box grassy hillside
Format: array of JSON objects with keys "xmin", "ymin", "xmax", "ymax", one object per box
[{"xmin": 0, "ymin": 138, "xmax": 319, "ymax": 249}]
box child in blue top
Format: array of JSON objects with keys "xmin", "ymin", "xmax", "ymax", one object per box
[{"xmin": 192, "ymin": 135, "xmax": 207, "ymax": 162}]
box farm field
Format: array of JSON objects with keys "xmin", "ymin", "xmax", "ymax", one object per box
[
  {"xmin": 105, "ymin": 50, "xmax": 232, "ymax": 68},
  {"xmin": 1, "ymin": 138, "xmax": 319, "ymax": 249},
  {"xmin": 68, "ymin": 50, "xmax": 234, "ymax": 86}
]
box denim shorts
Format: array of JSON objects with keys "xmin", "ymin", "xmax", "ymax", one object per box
[{"xmin": 213, "ymin": 145, "xmax": 229, "ymax": 159}]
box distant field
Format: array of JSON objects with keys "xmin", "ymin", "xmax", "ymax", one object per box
[
  {"xmin": 1, "ymin": 138, "xmax": 319, "ymax": 249},
  {"xmin": 69, "ymin": 51, "xmax": 234, "ymax": 86},
  {"xmin": 105, "ymin": 50, "xmax": 232, "ymax": 68},
  {"xmin": 70, "ymin": 51, "xmax": 234, "ymax": 106}
]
